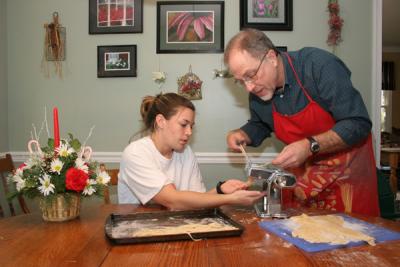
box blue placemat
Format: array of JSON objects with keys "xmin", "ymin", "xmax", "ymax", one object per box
[{"xmin": 259, "ymin": 214, "xmax": 400, "ymax": 253}]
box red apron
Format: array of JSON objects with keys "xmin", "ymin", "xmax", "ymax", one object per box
[{"xmin": 273, "ymin": 53, "xmax": 380, "ymax": 216}]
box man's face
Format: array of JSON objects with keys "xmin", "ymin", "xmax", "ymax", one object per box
[{"xmin": 228, "ymin": 49, "xmax": 279, "ymax": 101}]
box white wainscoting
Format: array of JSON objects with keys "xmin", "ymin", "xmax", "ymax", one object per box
[{"xmin": 9, "ymin": 151, "xmax": 278, "ymax": 165}]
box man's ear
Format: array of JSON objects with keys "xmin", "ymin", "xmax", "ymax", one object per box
[
  {"xmin": 155, "ymin": 114, "xmax": 166, "ymax": 129},
  {"xmin": 267, "ymin": 49, "xmax": 278, "ymax": 67}
]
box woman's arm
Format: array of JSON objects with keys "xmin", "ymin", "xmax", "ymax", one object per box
[{"xmin": 152, "ymin": 184, "xmax": 264, "ymax": 210}]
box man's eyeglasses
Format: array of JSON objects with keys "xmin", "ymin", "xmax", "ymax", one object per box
[{"xmin": 234, "ymin": 52, "xmax": 268, "ymax": 86}]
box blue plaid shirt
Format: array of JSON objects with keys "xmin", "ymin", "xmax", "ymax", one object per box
[{"xmin": 241, "ymin": 47, "xmax": 371, "ymax": 147}]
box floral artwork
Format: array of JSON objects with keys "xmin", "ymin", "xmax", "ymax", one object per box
[
  {"xmin": 8, "ymin": 134, "xmax": 110, "ymax": 200},
  {"xmin": 105, "ymin": 52, "xmax": 130, "ymax": 70},
  {"xmin": 97, "ymin": 0, "xmax": 135, "ymax": 27},
  {"xmin": 167, "ymin": 11, "xmax": 214, "ymax": 43},
  {"xmin": 240, "ymin": 0, "xmax": 292, "ymax": 31},
  {"xmin": 326, "ymin": 0, "xmax": 344, "ymax": 51},
  {"xmin": 157, "ymin": 2, "xmax": 224, "ymax": 53},
  {"xmin": 252, "ymin": 0, "xmax": 279, "ymax": 18}
]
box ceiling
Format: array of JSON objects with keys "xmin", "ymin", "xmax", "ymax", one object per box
[{"xmin": 383, "ymin": 0, "xmax": 400, "ymax": 48}]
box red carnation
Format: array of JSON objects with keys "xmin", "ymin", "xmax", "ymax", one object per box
[{"xmin": 66, "ymin": 168, "xmax": 89, "ymax": 192}]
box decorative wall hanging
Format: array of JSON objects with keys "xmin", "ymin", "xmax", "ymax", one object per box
[
  {"xmin": 326, "ymin": 0, "xmax": 344, "ymax": 53},
  {"xmin": 97, "ymin": 45, "xmax": 137, "ymax": 78},
  {"xmin": 89, "ymin": 0, "xmax": 143, "ymax": 34},
  {"xmin": 213, "ymin": 69, "xmax": 232, "ymax": 79},
  {"xmin": 213, "ymin": 56, "xmax": 232, "ymax": 79},
  {"xmin": 157, "ymin": 1, "xmax": 224, "ymax": 54},
  {"xmin": 152, "ymin": 72, "xmax": 167, "ymax": 89},
  {"xmin": 177, "ymin": 65, "xmax": 203, "ymax": 100},
  {"xmin": 42, "ymin": 12, "xmax": 65, "ymax": 78},
  {"xmin": 240, "ymin": 0, "xmax": 293, "ymax": 31}
]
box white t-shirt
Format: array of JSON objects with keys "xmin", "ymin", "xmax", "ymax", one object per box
[{"xmin": 118, "ymin": 136, "xmax": 206, "ymax": 204}]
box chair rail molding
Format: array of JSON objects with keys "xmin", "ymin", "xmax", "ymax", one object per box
[{"xmin": 9, "ymin": 151, "xmax": 277, "ymax": 165}]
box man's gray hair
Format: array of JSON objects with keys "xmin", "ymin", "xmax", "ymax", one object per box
[{"xmin": 224, "ymin": 28, "xmax": 278, "ymax": 65}]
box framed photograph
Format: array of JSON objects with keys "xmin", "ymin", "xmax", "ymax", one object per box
[
  {"xmin": 157, "ymin": 1, "xmax": 224, "ymax": 54},
  {"xmin": 89, "ymin": 0, "xmax": 143, "ymax": 34},
  {"xmin": 240, "ymin": 0, "xmax": 293, "ymax": 31},
  {"xmin": 97, "ymin": 45, "xmax": 137, "ymax": 78},
  {"xmin": 276, "ymin": 46, "xmax": 287, "ymax": 52}
]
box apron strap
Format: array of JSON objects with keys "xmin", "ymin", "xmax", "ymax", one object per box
[{"xmin": 284, "ymin": 52, "xmax": 313, "ymax": 102}]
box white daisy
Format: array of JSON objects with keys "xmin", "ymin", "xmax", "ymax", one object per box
[
  {"xmin": 83, "ymin": 180, "xmax": 97, "ymax": 196},
  {"xmin": 57, "ymin": 143, "xmax": 75, "ymax": 157},
  {"xmin": 38, "ymin": 174, "xmax": 55, "ymax": 196},
  {"xmin": 50, "ymin": 158, "xmax": 64, "ymax": 174},
  {"xmin": 96, "ymin": 171, "xmax": 111, "ymax": 185},
  {"xmin": 13, "ymin": 176, "xmax": 26, "ymax": 191},
  {"xmin": 75, "ymin": 158, "xmax": 89, "ymax": 173}
]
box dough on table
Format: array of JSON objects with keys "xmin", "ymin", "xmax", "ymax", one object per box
[{"xmin": 289, "ymin": 214, "xmax": 375, "ymax": 246}]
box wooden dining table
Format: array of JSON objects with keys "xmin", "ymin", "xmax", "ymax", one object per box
[{"xmin": 1, "ymin": 203, "xmax": 400, "ymax": 267}]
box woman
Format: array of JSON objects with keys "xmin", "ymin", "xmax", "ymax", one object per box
[{"xmin": 118, "ymin": 93, "xmax": 264, "ymax": 210}]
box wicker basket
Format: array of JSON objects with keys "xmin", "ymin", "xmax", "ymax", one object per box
[{"xmin": 38, "ymin": 193, "xmax": 81, "ymax": 222}]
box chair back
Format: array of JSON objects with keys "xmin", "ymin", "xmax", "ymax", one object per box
[
  {"xmin": 0, "ymin": 154, "xmax": 30, "ymax": 217},
  {"xmin": 100, "ymin": 163, "xmax": 119, "ymax": 204}
]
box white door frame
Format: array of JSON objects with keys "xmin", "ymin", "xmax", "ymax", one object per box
[{"xmin": 372, "ymin": 0, "xmax": 382, "ymax": 166}]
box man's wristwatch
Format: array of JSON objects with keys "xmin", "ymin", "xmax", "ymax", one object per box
[
  {"xmin": 307, "ymin": 136, "xmax": 320, "ymax": 154},
  {"xmin": 216, "ymin": 181, "xmax": 226, "ymax": 194}
]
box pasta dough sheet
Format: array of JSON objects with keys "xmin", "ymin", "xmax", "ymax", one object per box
[
  {"xmin": 111, "ymin": 217, "xmax": 238, "ymax": 238},
  {"xmin": 289, "ymin": 214, "xmax": 375, "ymax": 246},
  {"xmin": 132, "ymin": 221, "xmax": 237, "ymax": 237}
]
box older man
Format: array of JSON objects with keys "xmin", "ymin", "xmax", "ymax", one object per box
[{"xmin": 224, "ymin": 28, "xmax": 379, "ymax": 216}]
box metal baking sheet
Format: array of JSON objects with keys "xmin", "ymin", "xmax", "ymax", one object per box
[{"xmin": 105, "ymin": 208, "xmax": 244, "ymax": 244}]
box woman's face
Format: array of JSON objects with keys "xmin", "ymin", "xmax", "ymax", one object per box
[{"xmin": 158, "ymin": 106, "xmax": 195, "ymax": 153}]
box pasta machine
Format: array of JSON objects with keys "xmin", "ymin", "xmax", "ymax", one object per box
[{"xmin": 246, "ymin": 163, "xmax": 297, "ymax": 219}]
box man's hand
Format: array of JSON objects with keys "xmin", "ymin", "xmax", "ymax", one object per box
[
  {"xmin": 272, "ymin": 138, "xmax": 311, "ymax": 169},
  {"xmin": 221, "ymin": 179, "xmax": 248, "ymax": 194},
  {"xmin": 226, "ymin": 129, "xmax": 251, "ymax": 152},
  {"xmin": 229, "ymin": 190, "xmax": 266, "ymax": 206}
]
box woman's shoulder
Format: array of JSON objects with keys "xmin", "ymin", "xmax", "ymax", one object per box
[{"xmin": 123, "ymin": 136, "xmax": 154, "ymax": 156}]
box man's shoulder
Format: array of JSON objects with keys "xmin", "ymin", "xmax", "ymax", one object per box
[{"xmin": 294, "ymin": 47, "xmax": 333, "ymax": 60}]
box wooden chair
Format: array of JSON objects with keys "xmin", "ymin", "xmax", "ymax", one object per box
[
  {"xmin": 0, "ymin": 154, "xmax": 30, "ymax": 217},
  {"xmin": 100, "ymin": 164, "xmax": 119, "ymax": 204}
]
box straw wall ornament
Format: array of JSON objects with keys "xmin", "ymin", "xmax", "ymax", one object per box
[
  {"xmin": 177, "ymin": 65, "xmax": 202, "ymax": 100},
  {"xmin": 41, "ymin": 12, "xmax": 66, "ymax": 78}
]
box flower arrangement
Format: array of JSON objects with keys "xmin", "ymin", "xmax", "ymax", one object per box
[
  {"xmin": 327, "ymin": 0, "xmax": 344, "ymax": 51},
  {"xmin": 8, "ymin": 134, "xmax": 110, "ymax": 201}
]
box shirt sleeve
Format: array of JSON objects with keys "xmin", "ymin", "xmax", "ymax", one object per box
[
  {"xmin": 185, "ymin": 146, "xmax": 206, "ymax": 192},
  {"xmin": 240, "ymin": 95, "xmax": 273, "ymax": 147},
  {"xmin": 119, "ymin": 144, "xmax": 169, "ymax": 205},
  {"xmin": 307, "ymin": 52, "xmax": 372, "ymax": 146}
]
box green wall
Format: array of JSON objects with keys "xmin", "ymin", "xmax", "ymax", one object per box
[
  {"xmin": 5, "ymin": 0, "xmax": 375, "ymax": 154},
  {"xmin": 0, "ymin": 0, "xmax": 8, "ymax": 152}
]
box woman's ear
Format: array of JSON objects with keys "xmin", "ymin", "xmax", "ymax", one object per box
[{"xmin": 155, "ymin": 114, "xmax": 166, "ymax": 129}]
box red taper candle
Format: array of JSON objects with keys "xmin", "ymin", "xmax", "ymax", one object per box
[{"xmin": 53, "ymin": 107, "xmax": 60, "ymax": 148}]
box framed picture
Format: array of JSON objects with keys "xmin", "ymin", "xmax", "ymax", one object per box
[
  {"xmin": 240, "ymin": 0, "xmax": 293, "ymax": 31},
  {"xmin": 276, "ymin": 46, "xmax": 287, "ymax": 52},
  {"xmin": 157, "ymin": 1, "xmax": 224, "ymax": 54},
  {"xmin": 89, "ymin": 0, "xmax": 143, "ymax": 34},
  {"xmin": 97, "ymin": 45, "xmax": 137, "ymax": 78}
]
